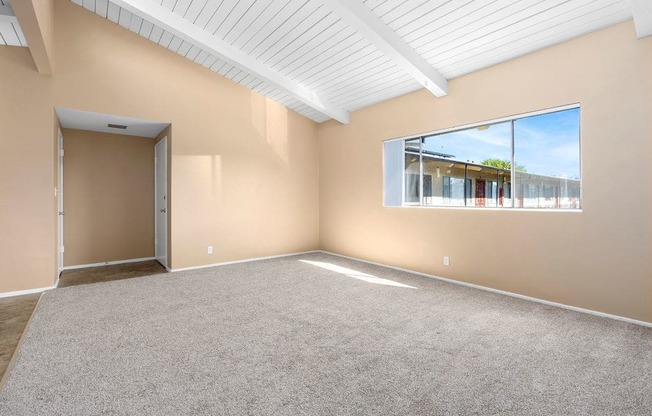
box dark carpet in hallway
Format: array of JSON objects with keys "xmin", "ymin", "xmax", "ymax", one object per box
[
  {"xmin": 58, "ymin": 260, "xmax": 167, "ymax": 288},
  {"xmin": 0, "ymin": 294, "xmax": 40, "ymax": 382}
]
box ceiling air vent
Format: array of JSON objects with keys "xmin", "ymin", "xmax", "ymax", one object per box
[{"xmin": 108, "ymin": 123, "xmax": 128, "ymax": 130}]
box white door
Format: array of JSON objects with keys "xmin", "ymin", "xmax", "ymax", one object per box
[
  {"xmin": 155, "ymin": 137, "xmax": 168, "ymax": 268},
  {"xmin": 58, "ymin": 129, "xmax": 64, "ymax": 275}
]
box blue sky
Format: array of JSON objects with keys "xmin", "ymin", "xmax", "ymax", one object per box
[{"xmin": 422, "ymin": 108, "xmax": 580, "ymax": 179}]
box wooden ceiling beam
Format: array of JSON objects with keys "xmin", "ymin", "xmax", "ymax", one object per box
[
  {"xmin": 11, "ymin": 0, "xmax": 55, "ymax": 74},
  {"xmin": 631, "ymin": 0, "xmax": 652, "ymax": 38},
  {"xmin": 320, "ymin": 0, "xmax": 448, "ymax": 97}
]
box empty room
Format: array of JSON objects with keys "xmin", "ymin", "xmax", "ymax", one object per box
[{"xmin": 0, "ymin": 0, "xmax": 650, "ymax": 414}]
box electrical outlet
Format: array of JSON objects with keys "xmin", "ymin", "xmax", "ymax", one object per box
[
  {"xmin": 443, "ymin": 256, "xmax": 450, "ymax": 266},
  {"xmin": 207, "ymin": 246, "xmax": 213, "ymax": 254}
]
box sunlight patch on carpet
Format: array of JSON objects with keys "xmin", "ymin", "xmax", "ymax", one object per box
[{"xmin": 300, "ymin": 260, "xmax": 416, "ymax": 289}]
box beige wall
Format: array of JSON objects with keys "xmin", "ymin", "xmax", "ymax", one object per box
[
  {"xmin": 53, "ymin": 1, "xmax": 319, "ymax": 269},
  {"xmin": 62, "ymin": 129, "xmax": 155, "ymax": 266},
  {"xmin": 0, "ymin": 0, "xmax": 319, "ymax": 293},
  {"xmin": 0, "ymin": 46, "xmax": 56, "ymax": 293},
  {"xmin": 318, "ymin": 21, "xmax": 652, "ymax": 323}
]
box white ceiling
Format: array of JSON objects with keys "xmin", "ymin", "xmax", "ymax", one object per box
[
  {"xmin": 56, "ymin": 107, "xmax": 170, "ymax": 138},
  {"xmin": 0, "ymin": 0, "xmax": 28, "ymax": 47},
  {"xmin": 15, "ymin": 1, "xmax": 639, "ymax": 122}
]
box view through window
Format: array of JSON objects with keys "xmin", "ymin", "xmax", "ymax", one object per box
[{"xmin": 384, "ymin": 106, "xmax": 581, "ymax": 209}]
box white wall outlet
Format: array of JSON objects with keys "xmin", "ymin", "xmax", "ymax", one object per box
[
  {"xmin": 207, "ymin": 246, "xmax": 213, "ymax": 254},
  {"xmin": 443, "ymin": 256, "xmax": 450, "ymax": 266}
]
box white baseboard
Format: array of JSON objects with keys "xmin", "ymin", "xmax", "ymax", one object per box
[
  {"xmin": 5, "ymin": 250, "xmax": 648, "ymax": 328},
  {"xmin": 63, "ymin": 257, "xmax": 157, "ymax": 270},
  {"xmin": 170, "ymin": 250, "xmax": 320, "ymax": 272},
  {"xmin": 319, "ymin": 250, "xmax": 652, "ymax": 329},
  {"xmin": 0, "ymin": 286, "xmax": 56, "ymax": 299}
]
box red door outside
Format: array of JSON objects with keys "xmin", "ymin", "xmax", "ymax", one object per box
[{"xmin": 475, "ymin": 179, "xmax": 486, "ymax": 207}]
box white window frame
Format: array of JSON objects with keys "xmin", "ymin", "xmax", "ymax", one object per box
[{"xmin": 383, "ymin": 103, "xmax": 582, "ymax": 211}]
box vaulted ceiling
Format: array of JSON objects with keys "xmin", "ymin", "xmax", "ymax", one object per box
[
  {"xmin": 4, "ymin": 0, "xmax": 648, "ymax": 123},
  {"xmin": 0, "ymin": 0, "xmax": 28, "ymax": 47}
]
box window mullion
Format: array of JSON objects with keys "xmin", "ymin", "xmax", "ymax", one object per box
[
  {"xmin": 419, "ymin": 138, "xmax": 423, "ymax": 206},
  {"xmin": 464, "ymin": 165, "xmax": 468, "ymax": 207},
  {"xmin": 510, "ymin": 119, "xmax": 515, "ymax": 208}
]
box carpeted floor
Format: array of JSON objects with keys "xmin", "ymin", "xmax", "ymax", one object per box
[{"xmin": 0, "ymin": 253, "xmax": 650, "ymax": 415}]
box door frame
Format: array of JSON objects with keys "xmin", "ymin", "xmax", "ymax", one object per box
[
  {"xmin": 58, "ymin": 129, "xmax": 64, "ymax": 275},
  {"xmin": 154, "ymin": 137, "xmax": 168, "ymax": 268}
]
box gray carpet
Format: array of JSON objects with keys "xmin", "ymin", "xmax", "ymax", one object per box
[{"xmin": 0, "ymin": 253, "xmax": 650, "ymax": 415}]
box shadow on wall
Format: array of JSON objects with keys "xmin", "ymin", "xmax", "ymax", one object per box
[
  {"xmin": 174, "ymin": 155, "xmax": 223, "ymax": 200},
  {"xmin": 167, "ymin": 93, "xmax": 304, "ymax": 228},
  {"xmin": 251, "ymin": 93, "xmax": 289, "ymax": 167}
]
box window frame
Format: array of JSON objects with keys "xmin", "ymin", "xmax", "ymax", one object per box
[{"xmin": 383, "ymin": 104, "xmax": 582, "ymax": 211}]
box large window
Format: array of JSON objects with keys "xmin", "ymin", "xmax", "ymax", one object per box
[{"xmin": 383, "ymin": 106, "xmax": 581, "ymax": 209}]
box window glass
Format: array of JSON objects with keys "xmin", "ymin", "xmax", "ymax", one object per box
[
  {"xmin": 382, "ymin": 106, "xmax": 580, "ymax": 210},
  {"xmin": 383, "ymin": 140, "xmax": 404, "ymax": 207},
  {"xmin": 421, "ymin": 122, "xmax": 512, "ymax": 207},
  {"xmin": 513, "ymin": 108, "xmax": 581, "ymax": 209},
  {"xmin": 404, "ymin": 138, "xmax": 421, "ymax": 204}
]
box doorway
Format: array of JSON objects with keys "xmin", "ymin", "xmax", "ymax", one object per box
[
  {"xmin": 155, "ymin": 137, "xmax": 168, "ymax": 269},
  {"xmin": 55, "ymin": 107, "xmax": 170, "ymax": 272}
]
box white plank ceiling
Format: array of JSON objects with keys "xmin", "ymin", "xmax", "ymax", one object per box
[
  {"xmin": 0, "ymin": 0, "xmax": 28, "ymax": 47},
  {"xmin": 46, "ymin": 1, "xmax": 642, "ymax": 121}
]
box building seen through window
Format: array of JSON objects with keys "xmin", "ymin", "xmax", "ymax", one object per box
[{"xmin": 385, "ymin": 106, "xmax": 581, "ymax": 209}]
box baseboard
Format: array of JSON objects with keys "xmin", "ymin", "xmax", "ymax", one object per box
[
  {"xmin": 319, "ymin": 250, "xmax": 652, "ymax": 329},
  {"xmin": 0, "ymin": 286, "xmax": 56, "ymax": 299},
  {"xmin": 63, "ymin": 257, "xmax": 157, "ymax": 270},
  {"xmin": 170, "ymin": 250, "xmax": 321, "ymax": 272}
]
